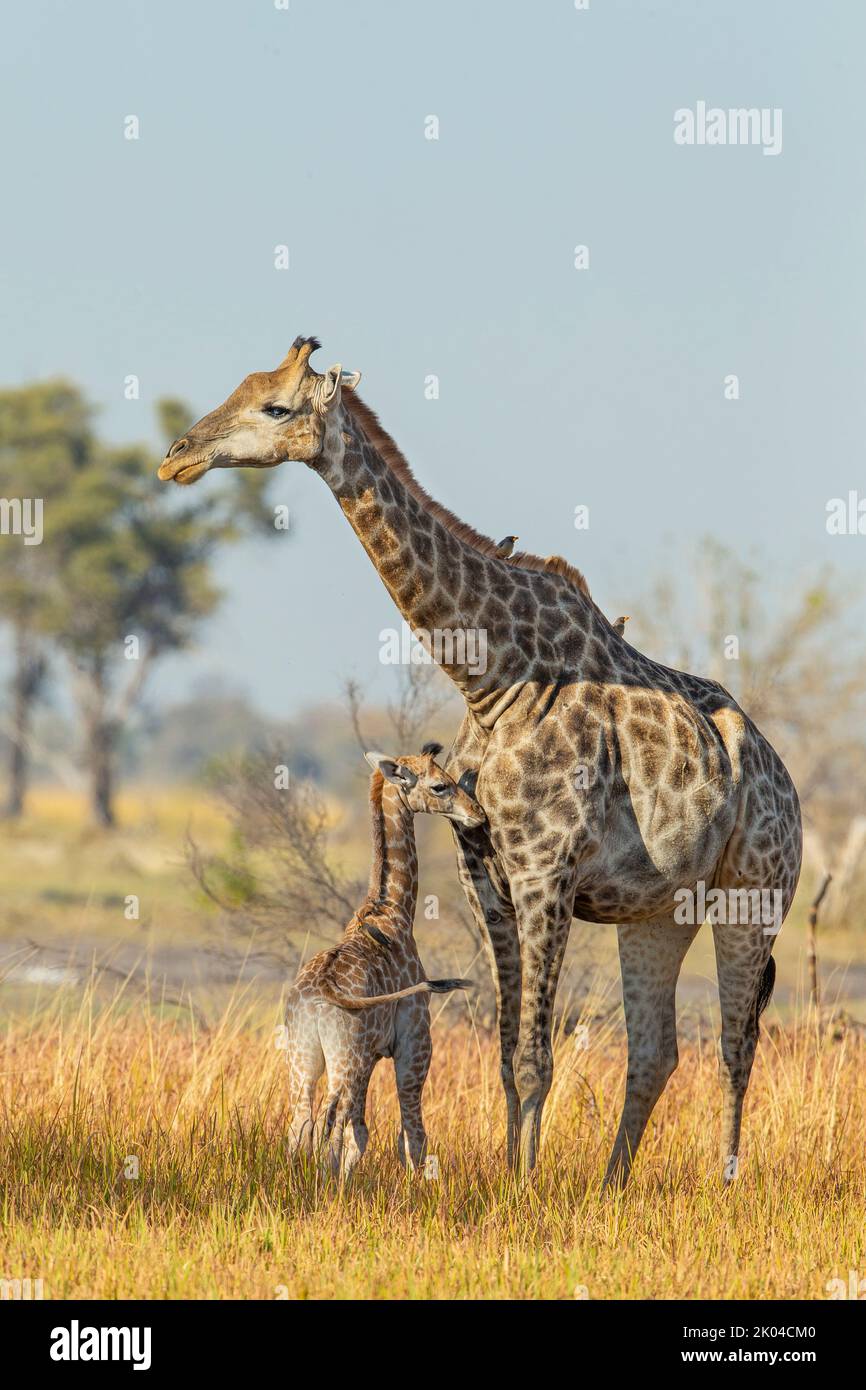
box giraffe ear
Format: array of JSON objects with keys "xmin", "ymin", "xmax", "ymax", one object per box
[
  {"xmin": 364, "ymin": 750, "xmax": 399, "ymax": 781},
  {"xmin": 364, "ymin": 751, "xmax": 417, "ymax": 788},
  {"xmin": 313, "ymin": 364, "xmax": 362, "ymax": 416}
]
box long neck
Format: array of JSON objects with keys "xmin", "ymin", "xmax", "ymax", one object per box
[
  {"xmin": 312, "ymin": 394, "xmax": 601, "ymax": 711},
  {"xmin": 311, "ymin": 395, "xmax": 529, "ymax": 704},
  {"xmin": 364, "ymin": 775, "xmax": 418, "ymax": 928}
]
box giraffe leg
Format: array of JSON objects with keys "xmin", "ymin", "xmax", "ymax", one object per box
[
  {"xmin": 285, "ymin": 1014, "xmax": 324, "ymax": 1158},
  {"xmin": 603, "ymin": 919, "xmax": 699, "ymax": 1191},
  {"xmin": 394, "ymin": 999, "xmax": 432, "ymax": 1172},
  {"xmin": 452, "ymin": 828, "xmax": 522, "ymax": 1167},
  {"xmin": 287, "ymin": 1063, "xmax": 321, "ymax": 1158},
  {"xmin": 317, "ymin": 1013, "xmax": 366, "ymax": 1178},
  {"xmin": 511, "ymin": 880, "xmax": 573, "ymax": 1177},
  {"xmin": 712, "ymin": 920, "xmax": 775, "ymax": 1184},
  {"xmin": 484, "ymin": 920, "xmax": 522, "ymax": 1169},
  {"xmin": 320, "ymin": 1089, "xmax": 345, "ymax": 1176},
  {"xmin": 340, "ymin": 1063, "xmax": 375, "ymax": 1180},
  {"xmin": 322, "ymin": 1076, "xmax": 372, "ymax": 1181}
]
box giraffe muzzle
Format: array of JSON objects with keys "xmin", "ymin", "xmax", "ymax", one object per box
[{"xmin": 158, "ymin": 437, "xmax": 213, "ymax": 485}]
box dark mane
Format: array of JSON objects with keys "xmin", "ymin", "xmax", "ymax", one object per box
[
  {"xmin": 339, "ymin": 770, "xmax": 397, "ymax": 949},
  {"xmin": 342, "ymin": 391, "xmax": 591, "ymax": 598},
  {"xmin": 364, "ymin": 769, "xmax": 387, "ymax": 902}
]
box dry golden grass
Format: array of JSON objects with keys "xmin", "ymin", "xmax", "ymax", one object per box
[
  {"xmin": 0, "ymin": 983, "xmax": 862, "ymax": 1300},
  {"xmin": 0, "ymin": 785, "xmax": 228, "ymax": 839},
  {"xmin": 0, "ymin": 791, "xmax": 863, "ymax": 1299}
]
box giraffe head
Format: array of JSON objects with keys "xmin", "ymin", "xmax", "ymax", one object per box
[
  {"xmin": 157, "ymin": 336, "xmax": 361, "ymax": 486},
  {"xmin": 364, "ymin": 743, "xmax": 486, "ymax": 829}
]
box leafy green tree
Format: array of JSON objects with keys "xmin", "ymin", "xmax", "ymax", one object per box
[
  {"xmin": 0, "ymin": 381, "xmax": 278, "ymax": 825},
  {"xmin": 48, "ymin": 447, "xmax": 218, "ymax": 823},
  {"xmin": 0, "ymin": 381, "xmax": 91, "ymax": 816}
]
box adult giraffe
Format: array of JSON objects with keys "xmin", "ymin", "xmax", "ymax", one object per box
[{"xmin": 158, "ymin": 338, "xmax": 802, "ymax": 1184}]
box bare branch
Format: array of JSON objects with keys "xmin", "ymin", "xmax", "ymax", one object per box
[
  {"xmin": 187, "ymin": 748, "xmax": 366, "ymax": 964},
  {"xmin": 343, "ymin": 678, "xmax": 372, "ymax": 758}
]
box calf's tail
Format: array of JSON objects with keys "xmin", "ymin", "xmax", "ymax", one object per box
[{"xmin": 318, "ymin": 978, "xmax": 473, "ymax": 1011}]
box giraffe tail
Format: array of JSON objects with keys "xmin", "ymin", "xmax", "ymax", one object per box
[
  {"xmin": 755, "ymin": 955, "xmax": 776, "ymax": 1032},
  {"xmin": 426, "ymin": 977, "xmax": 474, "ymax": 995},
  {"xmin": 317, "ymin": 978, "xmax": 474, "ymax": 1011}
]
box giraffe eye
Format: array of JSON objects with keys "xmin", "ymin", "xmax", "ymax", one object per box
[
  {"xmin": 430, "ymin": 783, "xmax": 449, "ymax": 795},
  {"xmin": 262, "ymin": 404, "xmax": 290, "ymax": 419}
]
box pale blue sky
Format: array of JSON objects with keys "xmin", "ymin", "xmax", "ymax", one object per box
[{"xmin": 2, "ymin": 0, "xmax": 864, "ymax": 716}]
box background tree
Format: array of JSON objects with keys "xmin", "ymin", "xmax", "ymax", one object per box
[
  {"xmin": 0, "ymin": 381, "xmax": 92, "ymax": 817},
  {"xmin": 635, "ymin": 538, "xmax": 866, "ymax": 855},
  {"xmin": 187, "ymin": 666, "xmax": 485, "ymax": 1003},
  {"xmin": 0, "ymin": 384, "xmax": 279, "ymax": 827},
  {"xmin": 49, "ymin": 449, "xmax": 221, "ymax": 824},
  {"xmin": 46, "ymin": 395, "xmax": 281, "ymax": 827}
]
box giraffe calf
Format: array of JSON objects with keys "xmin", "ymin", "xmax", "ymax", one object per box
[{"xmin": 284, "ymin": 744, "xmax": 485, "ymax": 1178}]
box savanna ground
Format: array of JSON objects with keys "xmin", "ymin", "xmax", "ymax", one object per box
[{"xmin": 0, "ymin": 788, "xmax": 864, "ymax": 1300}]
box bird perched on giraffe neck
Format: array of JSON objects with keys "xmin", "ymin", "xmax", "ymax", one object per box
[
  {"xmin": 613, "ymin": 615, "xmax": 630, "ymax": 638},
  {"xmin": 494, "ymin": 535, "xmax": 518, "ymax": 559}
]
